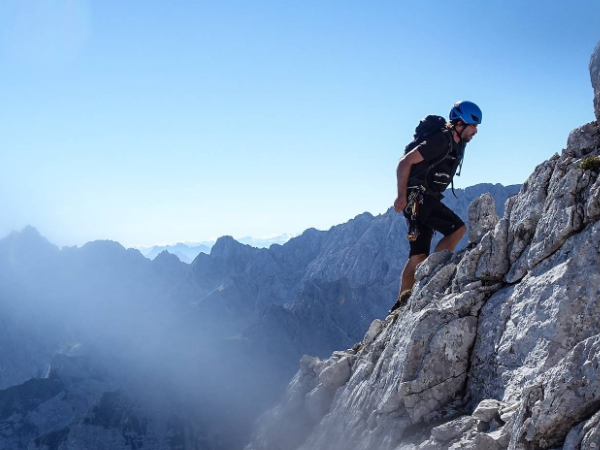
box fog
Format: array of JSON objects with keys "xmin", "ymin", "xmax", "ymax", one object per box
[
  {"xmin": 0, "ymin": 185, "xmax": 524, "ymax": 448},
  {"xmin": 0, "ymin": 227, "xmax": 295, "ymax": 449},
  {"xmin": 0, "ymin": 185, "xmax": 523, "ymax": 449}
]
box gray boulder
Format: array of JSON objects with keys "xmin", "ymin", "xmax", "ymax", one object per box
[
  {"xmin": 319, "ymin": 356, "xmax": 352, "ymax": 390},
  {"xmin": 566, "ymin": 122, "xmax": 600, "ymax": 157},
  {"xmin": 431, "ymin": 416, "xmax": 477, "ymax": 442},
  {"xmin": 472, "ymin": 399, "xmax": 503, "ymax": 423},
  {"xmin": 467, "ymin": 193, "xmax": 499, "ymax": 245}
]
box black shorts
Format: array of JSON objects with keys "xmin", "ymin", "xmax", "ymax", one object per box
[{"xmin": 403, "ymin": 194, "xmax": 465, "ymax": 257}]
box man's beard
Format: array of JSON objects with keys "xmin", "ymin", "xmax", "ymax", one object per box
[{"xmin": 461, "ymin": 132, "xmax": 474, "ymax": 142}]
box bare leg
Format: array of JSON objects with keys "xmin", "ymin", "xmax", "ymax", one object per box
[
  {"xmin": 400, "ymin": 253, "xmax": 428, "ymax": 293},
  {"xmin": 390, "ymin": 254, "xmax": 428, "ymax": 312},
  {"xmin": 392, "ymin": 226, "xmax": 466, "ymax": 313},
  {"xmin": 434, "ymin": 225, "xmax": 466, "ymax": 253}
]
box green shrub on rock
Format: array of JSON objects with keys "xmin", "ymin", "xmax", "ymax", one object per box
[{"xmin": 580, "ymin": 155, "xmax": 600, "ymax": 172}]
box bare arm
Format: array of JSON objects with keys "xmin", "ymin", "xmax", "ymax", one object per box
[{"xmin": 394, "ymin": 149, "xmax": 425, "ymax": 212}]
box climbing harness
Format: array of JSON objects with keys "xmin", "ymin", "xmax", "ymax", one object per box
[{"xmin": 405, "ymin": 185, "xmax": 427, "ymax": 241}]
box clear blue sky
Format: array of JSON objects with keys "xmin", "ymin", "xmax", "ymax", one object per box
[{"xmin": 1, "ymin": 0, "xmax": 598, "ymax": 247}]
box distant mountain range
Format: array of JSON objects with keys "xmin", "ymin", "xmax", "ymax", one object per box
[
  {"xmin": 138, "ymin": 242, "xmax": 212, "ymax": 263},
  {"xmin": 133, "ymin": 234, "xmax": 295, "ymax": 263}
]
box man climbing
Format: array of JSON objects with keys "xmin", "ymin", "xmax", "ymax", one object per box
[{"xmin": 390, "ymin": 101, "xmax": 482, "ymax": 313}]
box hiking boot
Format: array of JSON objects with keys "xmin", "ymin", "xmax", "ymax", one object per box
[{"xmin": 389, "ymin": 289, "xmax": 412, "ymax": 314}]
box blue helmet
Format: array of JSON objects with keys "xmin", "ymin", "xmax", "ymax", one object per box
[{"xmin": 449, "ymin": 101, "xmax": 482, "ymax": 125}]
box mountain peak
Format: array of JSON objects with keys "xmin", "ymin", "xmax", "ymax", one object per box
[
  {"xmin": 0, "ymin": 225, "xmax": 58, "ymax": 254},
  {"xmin": 153, "ymin": 249, "xmax": 181, "ymax": 264},
  {"xmin": 210, "ymin": 235, "xmax": 250, "ymax": 258},
  {"xmin": 81, "ymin": 239, "xmax": 126, "ymax": 254},
  {"xmin": 21, "ymin": 225, "xmax": 42, "ymax": 237}
]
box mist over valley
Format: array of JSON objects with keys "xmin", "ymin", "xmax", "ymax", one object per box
[{"xmin": 0, "ymin": 184, "xmax": 518, "ymax": 449}]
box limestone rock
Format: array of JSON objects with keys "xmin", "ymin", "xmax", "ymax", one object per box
[
  {"xmin": 300, "ymin": 355, "xmax": 321, "ymax": 375},
  {"xmin": 412, "ymin": 263, "xmax": 457, "ymax": 311},
  {"xmin": 585, "ymin": 173, "xmax": 600, "ymax": 223},
  {"xmin": 468, "ymin": 193, "xmax": 499, "ymax": 245},
  {"xmin": 448, "ymin": 432, "xmax": 501, "ymax": 450},
  {"xmin": 563, "ymin": 410, "xmax": 600, "ymax": 450},
  {"xmin": 319, "ymin": 356, "xmax": 352, "ymax": 390},
  {"xmin": 417, "ymin": 439, "xmax": 444, "ymax": 450},
  {"xmin": 591, "ymin": 40, "xmax": 600, "ymax": 122},
  {"xmin": 566, "ymin": 122, "xmax": 600, "ymax": 157},
  {"xmin": 469, "ymin": 219, "xmax": 600, "ymax": 408},
  {"xmin": 504, "ymin": 244, "xmax": 530, "ymax": 284},
  {"xmin": 452, "ymin": 194, "xmax": 508, "ymax": 287},
  {"xmin": 431, "ymin": 416, "xmax": 477, "ymax": 442},
  {"xmin": 515, "ymin": 334, "xmax": 600, "ymax": 448},
  {"xmin": 499, "ymin": 403, "xmax": 519, "ymax": 424},
  {"xmin": 526, "ymin": 161, "xmax": 586, "ymax": 268},
  {"xmin": 506, "ymin": 156, "xmax": 558, "ymax": 266},
  {"xmin": 455, "ymin": 242, "xmax": 485, "ymax": 288},
  {"xmin": 363, "ymin": 319, "xmax": 385, "ymax": 346},
  {"xmin": 472, "ymin": 399, "xmax": 502, "ymax": 423},
  {"xmin": 474, "ymin": 218, "xmax": 510, "ymax": 282},
  {"xmin": 305, "ymin": 384, "xmax": 334, "ymax": 421},
  {"xmin": 414, "ymin": 250, "xmax": 453, "ymax": 282},
  {"xmin": 455, "ymin": 216, "xmax": 510, "ymax": 287},
  {"xmin": 400, "ymin": 315, "xmax": 478, "ymax": 423},
  {"xmin": 487, "ymin": 428, "xmax": 511, "ymax": 448}
]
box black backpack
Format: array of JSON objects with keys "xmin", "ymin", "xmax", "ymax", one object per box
[
  {"xmin": 403, "ymin": 115, "xmax": 463, "ymax": 197},
  {"xmin": 403, "ymin": 115, "xmax": 448, "ymax": 155}
]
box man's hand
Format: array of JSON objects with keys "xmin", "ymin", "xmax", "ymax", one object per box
[
  {"xmin": 395, "ymin": 150, "xmax": 423, "ymax": 214},
  {"xmin": 394, "ymin": 196, "xmax": 407, "ymax": 213}
]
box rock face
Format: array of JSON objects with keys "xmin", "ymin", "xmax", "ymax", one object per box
[
  {"xmin": 246, "ymin": 42, "xmax": 600, "ymax": 450},
  {"xmin": 591, "ymin": 40, "xmax": 600, "ymax": 122}
]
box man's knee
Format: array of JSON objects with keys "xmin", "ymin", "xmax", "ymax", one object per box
[
  {"xmin": 408, "ymin": 253, "xmax": 428, "ymax": 265},
  {"xmin": 453, "ymin": 224, "xmax": 466, "ymax": 238}
]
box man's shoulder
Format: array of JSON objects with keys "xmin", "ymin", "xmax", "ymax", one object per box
[
  {"xmin": 430, "ymin": 129, "xmax": 452, "ymax": 145},
  {"xmin": 417, "ymin": 130, "xmax": 452, "ymax": 160}
]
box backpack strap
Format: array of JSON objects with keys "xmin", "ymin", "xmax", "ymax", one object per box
[
  {"xmin": 408, "ymin": 130, "xmax": 453, "ymax": 191},
  {"xmin": 449, "ymin": 143, "xmax": 466, "ymax": 198}
]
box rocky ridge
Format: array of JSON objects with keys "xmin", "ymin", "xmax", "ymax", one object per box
[{"xmin": 246, "ymin": 42, "xmax": 600, "ymax": 450}]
